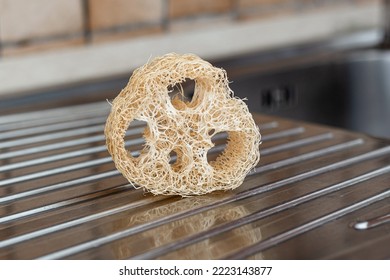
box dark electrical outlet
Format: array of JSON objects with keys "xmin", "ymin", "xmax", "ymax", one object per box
[{"xmin": 261, "ymin": 85, "xmax": 295, "ymax": 110}]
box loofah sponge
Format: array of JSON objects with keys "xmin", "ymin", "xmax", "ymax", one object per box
[{"xmin": 105, "ymin": 53, "xmax": 261, "ymax": 196}]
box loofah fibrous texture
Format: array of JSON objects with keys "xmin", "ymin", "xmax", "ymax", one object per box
[{"xmin": 105, "ymin": 53, "xmax": 261, "ymax": 196}]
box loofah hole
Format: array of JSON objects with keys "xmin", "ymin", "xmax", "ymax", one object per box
[
  {"xmin": 169, "ymin": 148, "xmax": 186, "ymax": 173},
  {"xmin": 169, "ymin": 150, "xmax": 178, "ymax": 164},
  {"xmin": 124, "ymin": 120, "xmax": 148, "ymax": 158},
  {"xmin": 208, "ymin": 129, "xmax": 216, "ymax": 136},
  {"xmin": 168, "ymin": 79, "xmax": 196, "ymax": 110},
  {"xmin": 207, "ymin": 131, "xmax": 229, "ymax": 163}
]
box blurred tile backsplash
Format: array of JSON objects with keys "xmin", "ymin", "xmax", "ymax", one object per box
[{"xmin": 0, "ymin": 0, "xmax": 380, "ymax": 57}]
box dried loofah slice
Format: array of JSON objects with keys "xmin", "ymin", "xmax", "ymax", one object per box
[{"xmin": 105, "ymin": 53, "xmax": 261, "ymax": 196}]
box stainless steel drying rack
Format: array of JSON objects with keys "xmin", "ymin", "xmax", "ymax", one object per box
[{"xmin": 0, "ymin": 101, "xmax": 389, "ymax": 259}]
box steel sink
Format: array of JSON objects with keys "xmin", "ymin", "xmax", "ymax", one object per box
[{"xmin": 224, "ymin": 49, "xmax": 390, "ymax": 139}]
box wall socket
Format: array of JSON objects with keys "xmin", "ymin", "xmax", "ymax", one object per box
[{"xmin": 260, "ymin": 85, "xmax": 296, "ymax": 110}]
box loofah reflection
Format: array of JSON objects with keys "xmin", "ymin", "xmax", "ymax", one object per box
[
  {"xmin": 112, "ymin": 196, "xmax": 263, "ymax": 259},
  {"xmin": 105, "ymin": 53, "xmax": 261, "ymax": 196}
]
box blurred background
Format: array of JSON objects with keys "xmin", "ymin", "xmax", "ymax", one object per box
[
  {"xmin": 0, "ymin": 0, "xmax": 388, "ymax": 138},
  {"xmin": 0, "ymin": 0, "xmax": 381, "ymax": 56}
]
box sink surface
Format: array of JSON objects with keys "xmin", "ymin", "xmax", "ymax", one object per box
[{"xmin": 225, "ymin": 49, "xmax": 390, "ymax": 139}]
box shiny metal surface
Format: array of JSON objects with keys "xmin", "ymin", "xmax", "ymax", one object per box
[
  {"xmin": 229, "ymin": 49, "xmax": 390, "ymax": 139},
  {"xmin": 0, "ymin": 101, "xmax": 389, "ymax": 260}
]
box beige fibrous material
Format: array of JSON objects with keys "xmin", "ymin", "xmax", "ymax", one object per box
[{"xmin": 104, "ymin": 53, "xmax": 261, "ymax": 196}]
